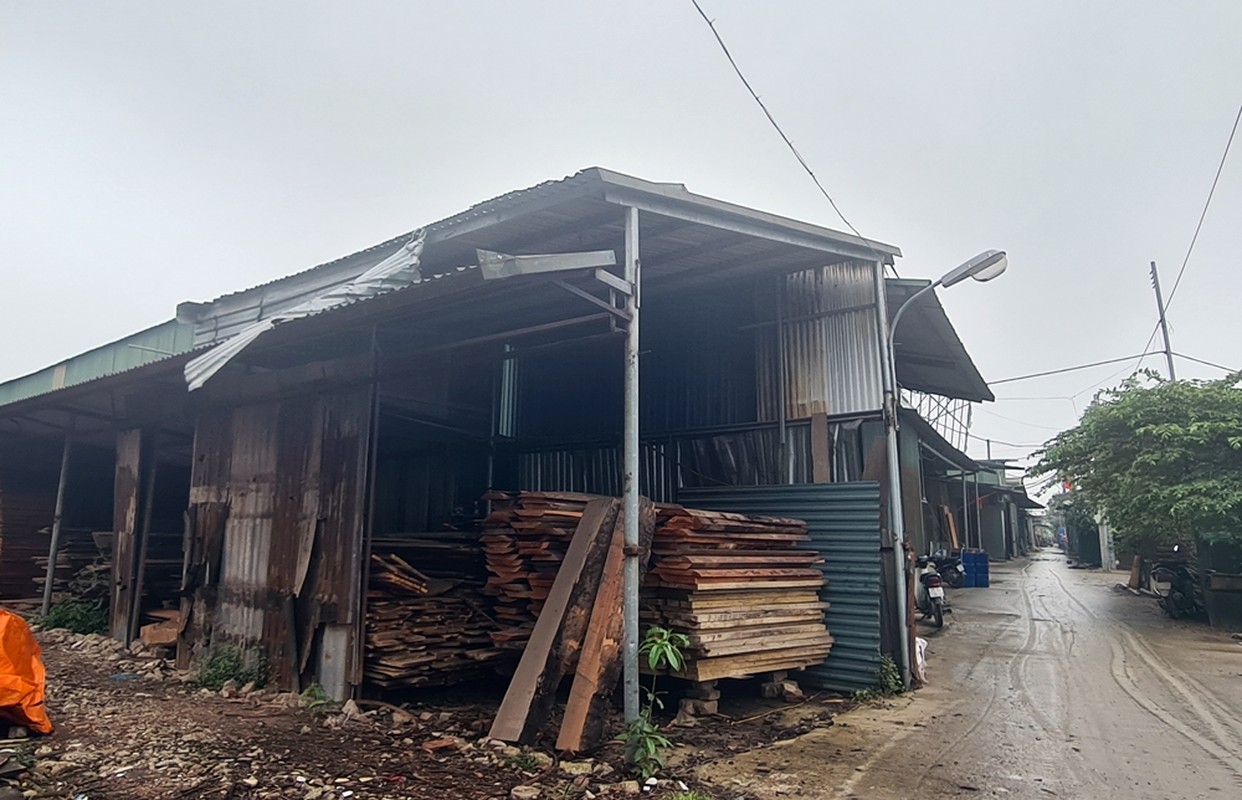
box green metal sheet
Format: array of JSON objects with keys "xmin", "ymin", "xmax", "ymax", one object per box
[
  {"xmin": 679, "ymin": 482, "xmax": 883, "ymax": 693},
  {"xmin": 0, "ymin": 320, "xmax": 194, "ymax": 408}
]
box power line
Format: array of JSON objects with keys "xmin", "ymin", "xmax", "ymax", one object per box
[
  {"xmin": 1165, "ymin": 101, "xmax": 1242, "ymax": 311},
  {"xmin": 688, "ymin": 0, "xmax": 890, "ymax": 266},
  {"xmin": 965, "ymin": 432, "xmax": 1045, "ymax": 449},
  {"xmin": 974, "ymin": 407, "xmax": 1066, "ymax": 432},
  {"xmin": 1173, "ymin": 352, "xmax": 1240, "ymax": 374},
  {"xmin": 1135, "ymin": 100, "xmax": 1242, "ymax": 373},
  {"xmin": 991, "ymin": 352, "xmax": 1162, "ymax": 385}
]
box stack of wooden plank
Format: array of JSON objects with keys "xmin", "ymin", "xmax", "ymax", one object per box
[
  {"xmin": 489, "ymin": 495, "xmax": 658, "ymax": 751},
  {"xmin": 645, "ymin": 506, "xmax": 832, "ymax": 682},
  {"xmin": 364, "ymin": 553, "xmax": 508, "ymax": 689},
  {"xmin": 30, "ymin": 528, "xmax": 108, "ymax": 599},
  {"xmin": 481, "ymin": 491, "xmax": 598, "ymax": 649}
]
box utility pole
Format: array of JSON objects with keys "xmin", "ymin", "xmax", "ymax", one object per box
[{"xmin": 1149, "ymin": 261, "xmax": 1177, "ymax": 380}]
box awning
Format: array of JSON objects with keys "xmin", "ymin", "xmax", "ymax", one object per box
[
  {"xmin": 900, "ymin": 408, "xmax": 981, "ymax": 473},
  {"xmin": 887, "ymin": 279, "xmax": 993, "ymax": 402}
]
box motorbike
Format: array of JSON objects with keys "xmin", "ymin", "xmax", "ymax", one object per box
[
  {"xmin": 914, "ymin": 555, "xmax": 948, "ymax": 628},
  {"xmin": 1151, "ymin": 547, "xmax": 1202, "ymax": 619},
  {"xmin": 929, "ymin": 550, "xmax": 967, "ymax": 589}
]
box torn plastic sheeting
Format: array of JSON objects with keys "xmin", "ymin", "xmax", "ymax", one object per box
[
  {"xmin": 0, "ymin": 609, "xmax": 52, "ymax": 735},
  {"xmin": 184, "ymin": 230, "xmax": 426, "ymax": 391}
]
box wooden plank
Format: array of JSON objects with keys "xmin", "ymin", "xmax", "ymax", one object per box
[
  {"xmin": 942, "ymin": 505, "xmax": 961, "ymax": 550},
  {"xmin": 811, "ymin": 412, "xmax": 831, "ymax": 483},
  {"xmin": 489, "ymin": 498, "xmax": 618, "ymax": 743},
  {"xmin": 558, "ymin": 497, "xmax": 656, "ymax": 752}
]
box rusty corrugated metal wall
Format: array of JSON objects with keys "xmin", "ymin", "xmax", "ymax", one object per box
[
  {"xmin": 757, "ymin": 262, "xmax": 883, "ymax": 420},
  {"xmin": 181, "ymin": 387, "xmax": 372, "ymax": 699}
]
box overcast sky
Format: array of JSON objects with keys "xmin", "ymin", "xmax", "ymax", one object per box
[{"xmin": 3, "ymin": 1, "xmax": 1240, "ymax": 475}]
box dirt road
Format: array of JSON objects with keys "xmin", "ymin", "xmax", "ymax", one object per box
[{"xmin": 698, "ymin": 551, "xmax": 1242, "ymax": 799}]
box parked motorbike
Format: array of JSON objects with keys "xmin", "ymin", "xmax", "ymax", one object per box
[
  {"xmin": 914, "ymin": 555, "xmax": 948, "ymax": 628},
  {"xmin": 929, "ymin": 550, "xmax": 967, "ymax": 589},
  {"xmin": 1151, "ymin": 548, "xmax": 1202, "ymax": 619}
]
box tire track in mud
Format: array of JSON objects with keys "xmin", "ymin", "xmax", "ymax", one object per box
[
  {"xmin": 1044, "ymin": 560, "xmax": 1242, "ymax": 782},
  {"xmin": 1107, "ymin": 638, "xmax": 1242, "ymax": 783},
  {"xmin": 908, "ymin": 560, "xmax": 1065, "ymax": 795}
]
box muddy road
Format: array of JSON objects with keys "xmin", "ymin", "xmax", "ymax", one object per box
[{"xmin": 697, "ymin": 552, "xmax": 1242, "ymax": 799}]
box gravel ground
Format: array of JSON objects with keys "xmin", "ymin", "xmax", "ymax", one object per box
[{"xmin": 0, "ymin": 628, "xmax": 833, "ymax": 800}]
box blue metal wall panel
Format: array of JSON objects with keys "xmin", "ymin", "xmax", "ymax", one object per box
[{"xmin": 679, "ymin": 482, "xmax": 883, "ymax": 693}]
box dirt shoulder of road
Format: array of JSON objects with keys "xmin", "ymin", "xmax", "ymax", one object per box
[{"xmin": 1, "ymin": 627, "xmax": 871, "ymax": 800}]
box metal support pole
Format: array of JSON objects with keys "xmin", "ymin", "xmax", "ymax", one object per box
[
  {"xmin": 622, "ymin": 206, "xmax": 641, "ymax": 724},
  {"xmin": 960, "ymin": 470, "xmax": 969, "ymax": 550},
  {"xmin": 972, "ymin": 472, "xmax": 982, "ymax": 550},
  {"xmin": 872, "ymin": 261, "xmax": 912, "ymax": 687},
  {"xmin": 1150, "ymin": 261, "xmax": 1177, "ymax": 380},
  {"xmin": 40, "ymin": 420, "xmax": 75, "ymax": 616},
  {"xmin": 775, "ymin": 275, "xmax": 789, "ymax": 483}
]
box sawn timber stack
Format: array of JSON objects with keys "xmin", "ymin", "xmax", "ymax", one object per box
[
  {"xmin": 647, "ymin": 506, "xmax": 831, "ymax": 682},
  {"xmin": 480, "ymin": 491, "xmax": 601, "ymax": 649},
  {"xmin": 364, "ymin": 553, "xmax": 507, "ymax": 688}
]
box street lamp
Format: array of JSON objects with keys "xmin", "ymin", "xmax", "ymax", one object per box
[
  {"xmin": 888, "ymin": 250, "xmax": 1007, "ymax": 343},
  {"xmin": 880, "ymin": 249, "xmax": 1006, "ymax": 687}
]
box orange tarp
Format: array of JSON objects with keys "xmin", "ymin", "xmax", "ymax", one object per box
[{"xmin": 0, "ymin": 609, "xmax": 52, "ymax": 734}]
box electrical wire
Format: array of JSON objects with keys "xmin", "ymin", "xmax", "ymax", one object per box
[
  {"xmin": 1173, "ymin": 352, "xmax": 1240, "ymax": 374},
  {"xmin": 1134, "ymin": 101, "xmax": 1242, "ymax": 373},
  {"xmin": 965, "ymin": 432, "xmax": 1045, "ymax": 449},
  {"xmin": 974, "ymin": 407, "xmax": 1065, "ymax": 432},
  {"xmin": 990, "ymin": 352, "xmax": 1162, "ymax": 385},
  {"xmin": 688, "ymin": 0, "xmax": 892, "ymax": 268}
]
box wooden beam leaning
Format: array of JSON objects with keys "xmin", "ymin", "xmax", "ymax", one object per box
[
  {"xmin": 557, "ymin": 497, "xmax": 656, "ymax": 753},
  {"xmin": 489, "ymin": 497, "xmax": 619, "ymax": 743}
]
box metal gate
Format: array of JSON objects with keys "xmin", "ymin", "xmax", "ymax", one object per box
[{"xmin": 679, "ymin": 482, "xmax": 883, "ymax": 693}]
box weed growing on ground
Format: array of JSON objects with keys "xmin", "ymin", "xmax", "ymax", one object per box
[
  {"xmin": 668, "ymin": 792, "xmax": 712, "ymax": 800},
  {"xmin": 503, "ymin": 753, "xmax": 540, "ymax": 771},
  {"xmin": 38, "ymin": 600, "xmax": 108, "ymax": 635},
  {"xmin": 877, "ymin": 655, "xmax": 904, "ymax": 695},
  {"xmin": 851, "ymin": 655, "xmax": 906, "ymax": 703},
  {"xmin": 298, "ymin": 683, "xmax": 338, "ymax": 716},
  {"xmin": 616, "ymin": 626, "xmax": 690, "ymax": 781},
  {"xmin": 193, "ymin": 647, "xmax": 268, "ymax": 691}
]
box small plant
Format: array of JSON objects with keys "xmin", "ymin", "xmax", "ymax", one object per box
[
  {"xmin": 193, "ymin": 646, "xmax": 268, "ymax": 691},
  {"xmin": 850, "ymin": 688, "xmax": 876, "ymax": 704},
  {"xmin": 503, "ymin": 752, "xmax": 540, "ymax": 771},
  {"xmin": 616, "ymin": 625, "xmax": 690, "ymax": 781},
  {"xmin": 299, "ymin": 683, "xmax": 339, "ymax": 716},
  {"xmin": 851, "ymin": 656, "xmax": 905, "ymax": 704},
  {"xmin": 876, "ymin": 655, "xmax": 904, "ymax": 696},
  {"xmin": 39, "ymin": 600, "xmax": 108, "ymax": 635},
  {"xmin": 669, "ymin": 792, "xmax": 712, "ymax": 800}
]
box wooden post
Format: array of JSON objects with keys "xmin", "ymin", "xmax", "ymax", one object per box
[
  {"xmin": 40, "ymin": 421, "xmax": 75, "ymax": 616},
  {"xmin": 111, "ymin": 429, "xmax": 143, "ymax": 642},
  {"xmin": 128, "ymin": 433, "xmax": 159, "ymax": 644}
]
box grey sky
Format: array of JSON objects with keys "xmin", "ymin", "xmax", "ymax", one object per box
[{"xmin": 3, "ymin": 1, "xmax": 1240, "ymax": 469}]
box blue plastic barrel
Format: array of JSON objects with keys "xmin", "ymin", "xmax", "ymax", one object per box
[{"xmin": 975, "ymin": 553, "xmax": 990, "ymax": 588}]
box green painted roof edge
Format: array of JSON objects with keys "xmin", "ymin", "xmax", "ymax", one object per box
[{"xmin": 0, "ymin": 319, "xmax": 195, "ymax": 408}]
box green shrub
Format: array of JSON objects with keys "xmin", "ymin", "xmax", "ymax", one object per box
[
  {"xmin": 39, "ymin": 600, "xmax": 108, "ymax": 635},
  {"xmin": 193, "ymin": 646, "xmax": 268, "ymax": 691}
]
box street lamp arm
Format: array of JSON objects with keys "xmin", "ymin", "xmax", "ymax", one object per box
[{"xmin": 887, "ymin": 279, "xmax": 942, "ymax": 348}]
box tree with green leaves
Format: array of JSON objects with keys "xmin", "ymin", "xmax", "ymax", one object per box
[{"xmin": 1034, "ymin": 373, "xmax": 1242, "ymax": 555}]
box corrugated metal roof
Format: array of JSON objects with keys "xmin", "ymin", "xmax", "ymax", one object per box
[
  {"xmin": 191, "ymin": 168, "xmax": 902, "ymax": 346},
  {"xmin": 0, "ymin": 319, "xmax": 196, "ymax": 408},
  {"xmin": 887, "ymin": 279, "xmax": 993, "ymax": 402},
  {"xmin": 680, "ymin": 482, "xmax": 885, "ymax": 693}
]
